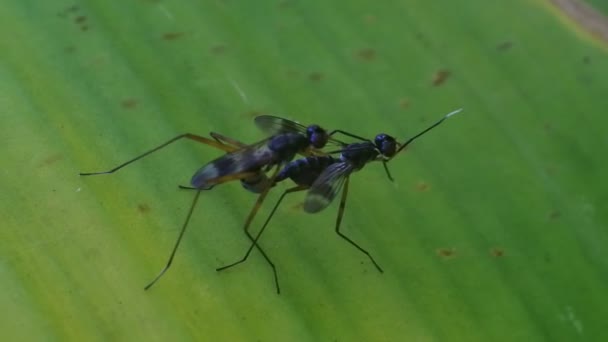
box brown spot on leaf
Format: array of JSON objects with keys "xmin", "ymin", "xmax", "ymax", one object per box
[
  {"xmin": 121, "ymin": 98, "xmax": 139, "ymax": 109},
  {"xmin": 356, "ymin": 48, "xmax": 376, "ymax": 61},
  {"xmin": 582, "ymin": 56, "xmax": 591, "ymax": 64},
  {"xmin": 309, "ymin": 72, "xmax": 324, "ymax": 82},
  {"xmin": 416, "ymin": 181, "xmax": 429, "ymax": 192},
  {"xmin": 87, "ymin": 55, "xmax": 108, "ymax": 68},
  {"xmin": 398, "ymin": 98, "xmax": 410, "ymax": 110},
  {"xmin": 137, "ymin": 203, "xmax": 151, "ymax": 214},
  {"xmin": 364, "ymin": 15, "xmax": 377, "ymax": 24},
  {"xmin": 496, "ymin": 41, "xmax": 513, "ymax": 52},
  {"xmin": 548, "ymin": 210, "xmax": 561, "ymax": 220},
  {"xmin": 437, "ymin": 248, "xmax": 456, "ymax": 258},
  {"xmin": 58, "ymin": 4, "xmax": 80, "ymax": 17},
  {"xmin": 58, "ymin": 6, "xmax": 90, "ymax": 31},
  {"xmin": 162, "ymin": 32, "xmax": 185, "ymax": 41},
  {"xmin": 543, "ymin": 164, "xmax": 557, "ymax": 176},
  {"xmin": 415, "ymin": 32, "xmax": 431, "ymax": 49},
  {"xmin": 432, "ymin": 69, "xmax": 451, "ymax": 86},
  {"xmin": 491, "ymin": 248, "xmax": 505, "ymax": 257},
  {"xmin": 39, "ymin": 154, "xmax": 63, "ymax": 168},
  {"xmin": 210, "ymin": 44, "xmax": 228, "ymax": 55}
]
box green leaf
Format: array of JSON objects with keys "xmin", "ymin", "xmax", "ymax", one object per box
[{"xmin": 2, "ymin": 0, "xmax": 607, "ymax": 340}]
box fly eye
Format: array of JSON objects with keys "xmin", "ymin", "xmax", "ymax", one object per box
[
  {"xmin": 374, "ymin": 134, "xmax": 387, "ymax": 147},
  {"xmin": 306, "ymin": 125, "xmax": 321, "ymax": 136}
]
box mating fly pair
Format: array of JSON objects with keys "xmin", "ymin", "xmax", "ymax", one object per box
[
  {"xmin": 80, "ymin": 109, "xmax": 461, "ymax": 293},
  {"xmin": 217, "ymin": 109, "xmax": 462, "ymax": 292},
  {"xmin": 79, "ymin": 115, "xmax": 365, "ymax": 292}
]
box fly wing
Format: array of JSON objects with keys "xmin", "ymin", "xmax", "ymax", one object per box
[
  {"xmin": 255, "ymin": 115, "xmax": 345, "ymax": 151},
  {"xmin": 254, "ymin": 115, "xmax": 307, "ymax": 136},
  {"xmin": 190, "ymin": 138, "xmax": 274, "ymax": 188},
  {"xmin": 303, "ymin": 161, "xmax": 355, "ymax": 213}
]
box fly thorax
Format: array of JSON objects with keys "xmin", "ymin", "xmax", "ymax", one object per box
[
  {"xmin": 341, "ymin": 142, "xmax": 377, "ymax": 169},
  {"xmin": 268, "ymin": 133, "xmax": 308, "ymax": 161}
]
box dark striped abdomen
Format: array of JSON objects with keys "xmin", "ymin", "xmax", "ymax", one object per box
[{"xmin": 276, "ymin": 155, "xmax": 338, "ymax": 187}]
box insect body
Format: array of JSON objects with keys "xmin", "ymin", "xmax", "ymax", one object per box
[
  {"xmin": 216, "ymin": 134, "xmax": 397, "ymax": 283},
  {"xmin": 217, "ymin": 109, "xmax": 462, "ymax": 292},
  {"xmin": 303, "ymin": 134, "xmax": 398, "ymax": 214},
  {"xmin": 190, "ymin": 116, "xmax": 333, "ymax": 190},
  {"xmin": 79, "ymin": 115, "xmax": 353, "ymax": 291},
  {"xmin": 146, "ymin": 115, "xmax": 351, "ymax": 290}
]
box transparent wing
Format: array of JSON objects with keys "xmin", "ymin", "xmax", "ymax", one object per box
[
  {"xmin": 255, "ymin": 115, "xmax": 349, "ymax": 151},
  {"xmin": 190, "ymin": 138, "xmax": 274, "ymax": 188},
  {"xmin": 303, "ymin": 161, "xmax": 355, "ymax": 213},
  {"xmin": 254, "ymin": 115, "xmax": 308, "ymax": 136}
]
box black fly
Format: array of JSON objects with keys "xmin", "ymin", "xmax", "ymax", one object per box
[
  {"xmin": 217, "ymin": 109, "xmax": 462, "ymax": 292},
  {"xmin": 79, "ymin": 115, "xmax": 364, "ymax": 291}
]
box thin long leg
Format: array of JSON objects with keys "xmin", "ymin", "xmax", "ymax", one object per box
[
  {"xmin": 178, "ymin": 185, "xmax": 199, "ymax": 190},
  {"xmin": 177, "ymin": 172, "xmax": 278, "ymax": 286},
  {"xmin": 382, "ymin": 161, "xmax": 394, "ymax": 182},
  {"xmin": 217, "ymin": 185, "xmax": 309, "ymax": 277},
  {"xmin": 80, "ymin": 133, "xmax": 240, "ymax": 176},
  {"xmin": 329, "ymin": 129, "xmax": 371, "ymax": 143},
  {"xmin": 322, "ymin": 144, "xmax": 376, "ymax": 156},
  {"xmin": 144, "ymin": 189, "xmax": 203, "ymax": 290},
  {"xmin": 210, "ymin": 132, "xmax": 248, "ymax": 148},
  {"xmin": 334, "ymin": 177, "xmax": 383, "ymax": 273},
  {"xmin": 217, "ymin": 166, "xmax": 282, "ymax": 293}
]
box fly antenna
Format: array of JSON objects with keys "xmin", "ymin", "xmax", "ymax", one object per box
[{"xmin": 395, "ymin": 108, "xmax": 462, "ymax": 154}]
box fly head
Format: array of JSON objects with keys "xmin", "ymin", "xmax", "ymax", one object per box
[
  {"xmin": 374, "ymin": 133, "xmax": 398, "ymax": 158},
  {"xmin": 306, "ymin": 124, "xmax": 329, "ymax": 149}
]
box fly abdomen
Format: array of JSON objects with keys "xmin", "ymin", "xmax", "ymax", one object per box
[
  {"xmin": 277, "ymin": 155, "xmax": 338, "ymax": 186},
  {"xmin": 239, "ymin": 172, "xmax": 273, "ymax": 194}
]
